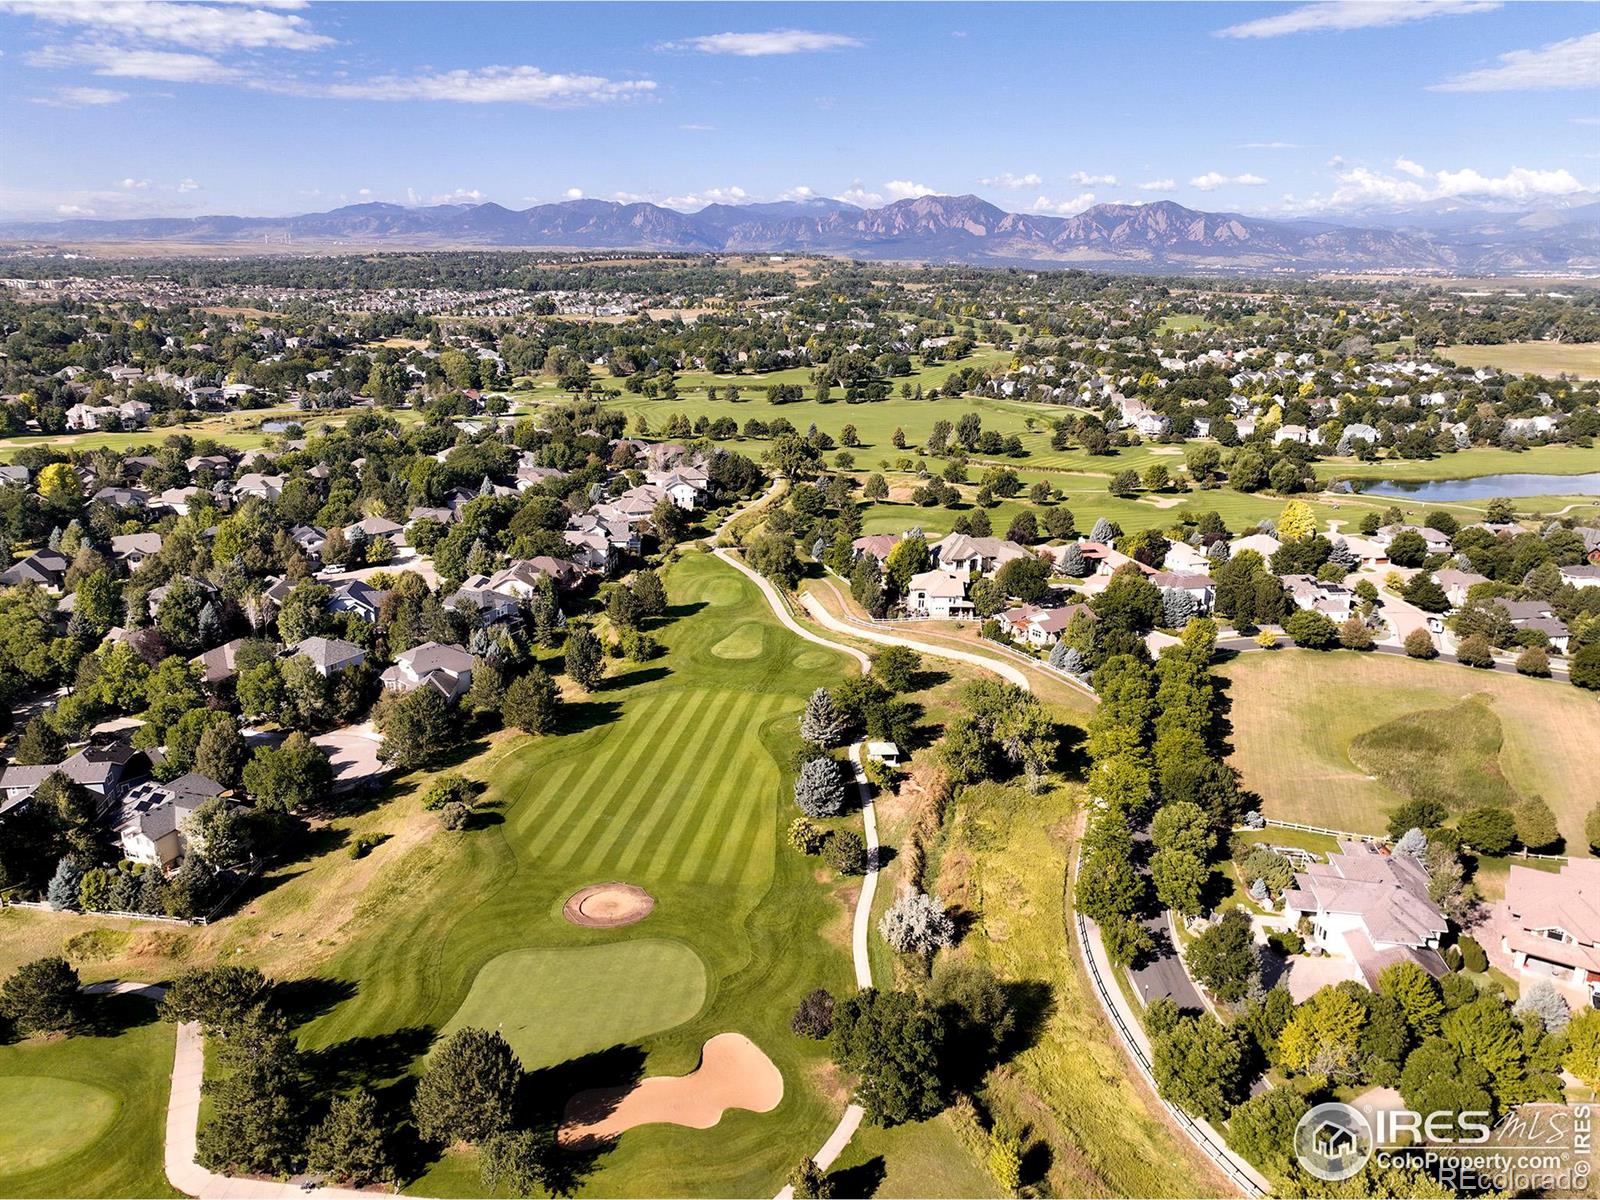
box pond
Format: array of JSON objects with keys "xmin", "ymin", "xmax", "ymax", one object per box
[{"xmin": 1344, "ymin": 471, "xmax": 1600, "ymax": 502}]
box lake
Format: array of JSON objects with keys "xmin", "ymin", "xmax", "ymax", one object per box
[{"xmin": 1347, "ymin": 472, "xmax": 1600, "ymax": 502}]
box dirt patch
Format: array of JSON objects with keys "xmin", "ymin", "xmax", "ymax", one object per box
[
  {"xmin": 559, "ymin": 1033, "xmax": 783, "ymax": 1143},
  {"xmin": 563, "ymin": 883, "xmax": 656, "ymax": 928}
]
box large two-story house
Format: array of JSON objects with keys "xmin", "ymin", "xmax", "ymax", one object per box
[
  {"xmin": 1502, "ymin": 859, "xmax": 1600, "ymax": 1005},
  {"xmin": 1284, "ymin": 840, "xmax": 1450, "ymax": 988}
]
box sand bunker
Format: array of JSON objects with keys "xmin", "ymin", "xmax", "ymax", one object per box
[
  {"xmin": 563, "ymin": 883, "xmax": 656, "ymax": 928},
  {"xmin": 559, "ymin": 1033, "xmax": 783, "ymax": 1143}
]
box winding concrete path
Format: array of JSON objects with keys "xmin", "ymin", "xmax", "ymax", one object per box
[
  {"xmin": 711, "ymin": 548, "xmax": 879, "ymax": 1196},
  {"xmin": 82, "ymin": 981, "xmax": 398, "ymax": 1199}
]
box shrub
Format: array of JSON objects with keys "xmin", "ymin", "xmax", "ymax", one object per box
[
  {"xmin": 1268, "ymin": 928, "xmax": 1305, "ymax": 956},
  {"xmin": 878, "ymin": 891, "xmax": 957, "ymax": 957},
  {"xmin": 825, "ymin": 830, "xmax": 867, "ymax": 875},
  {"xmin": 787, "ymin": 818, "xmax": 828, "ymax": 855},
  {"xmin": 1337, "ymin": 616, "xmax": 1374, "ymax": 650},
  {"xmin": 1455, "ymin": 634, "xmax": 1495, "ymax": 669},
  {"xmin": 0, "ymin": 956, "xmax": 80, "ymax": 1035},
  {"xmin": 1516, "ymin": 646, "xmax": 1551, "ymax": 677},
  {"xmin": 1457, "ymin": 936, "xmax": 1488, "ymax": 974},
  {"xmin": 1515, "ymin": 795, "xmax": 1561, "ymax": 852},
  {"xmin": 1571, "ymin": 642, "xmax": 1600, "ymax": 691},
  {"xmin": 1403, "ymin": 628, "xmax": 1438, "ymax": 659},
  {"xmin": 792, "ymin": 988, "xmax": 836, "ymax": 1039},
  {"xmin": 437, "ymin": 801, "xmax": 471, "ymax": 831},
  {"xmin": 1458, "ymin": 806, "xmax": 1516, "ymax": 855},
  {"xmin": 1284, "ymin": 609, "xmax": 1338, "ymax": 649},
  {"xmin": 795, "ymin": 757, "xmax": 847, "ymax": 818},
  {"xmin": 420, "ymin": 772, "xmax": 475, "ymax": 811},
  {"xmin": 348, "ymin": 833, "xmax": 389, "ymax": 859}
]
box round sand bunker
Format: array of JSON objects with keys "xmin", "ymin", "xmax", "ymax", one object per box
[{"xmin": 563, "ymin": 883, "xmax": 655, "ymax": 928}]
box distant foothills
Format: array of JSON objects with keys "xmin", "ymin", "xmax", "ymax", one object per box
[{"xmin": 3, "ymin": 193, "xmax": 1598, "ymax": 273}]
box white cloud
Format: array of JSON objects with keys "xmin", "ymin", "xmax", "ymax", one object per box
[
  {"xmin": 28, "ymin": 84, "xmax": 129, "ymax": 106},
  {"xmin": 834, "ymin": 181, "xmax": 882, "ymax": 207},
  {"xmin": 979, "ymin": 172, "xmax": 1043, "ymax": 189},
  {"xmin": 1137, "ymin": 179, "xmax": 1177, "ymax": 192},
  {"xmin": 1190, "ymin": 172, "xmax": 1268, "ymax": 190},
  {"xmin": 306, "ymin": 65, "xmax": 656, "ymax": 105},
  {"xmin": 432, "ymin": 188, "xmax": 484, "ymax": 204},
  {"xmin": 1069, "ymin": 171, "xmax": 1117, "ymax": 186},
  {"xmin": 1217, "ymin": 1, "xmax": 1499, "ymax": 39},
  {"xmin": 1395, "ymin": 157, "xmax": 1428, "ymax": 177},
  {"xmin": 662, "ymin": 186, "xmax": 750, "ymax": 209},
  {"xmin": 564, "ymin": 187, "xmax": 585, "ymax": 200},
  {"xmin": 678, "ymin": 122, "xmax": 716, "ymax": 131},
  {"xmin": 1031, "ymin": 192, "xmax": 1096, "ymax": 215},
  {"xmin": 356, "ymin": 187, "xmax": 373, "ymax": 197},
  {"xmin": 177, "ymin": 178, "xmax": 200, "ymax": 192},
  {"xmin": 55, "ymin": 203, "xmax": 95, "ymax": 216},
  {"xmin": 775, "ymin": 185, "xmax": 816, "ymax": 201},
  {"xmin": 28, "ymin": 42, "xmax": 238, "ymax": 82},
  {"xmin": 667, "ymin": 29, "xmax": 861, "ymax": 56},
  {"xmin": 116, "ymin": 177, "xmax": 150, "ymax": 189},
  {"xmin": 1238, "ymin": 141, "xmax": 1302, "ymax": 149},
  {"xmin": 1299, "ymin": 161, "xmax": 1591, "ymax": 210},
  {"xmin": 0, "ymin": 1, "xmax": 333, "ymax": 51},
  {"xmin": 884, "ymin": 179, "xmax": 935, "ymax": 200},
  {"xmin": 1432, "ymin": 32, "xmax": 1600, "ymax": 92}
]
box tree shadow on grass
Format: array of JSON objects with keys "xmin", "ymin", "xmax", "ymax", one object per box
[
  {"xmin": 604, "ymin": 665, "xmax": 670, "ymax": 691},
  {"xmin": 522, "ymin": 1044, "xmax": 649, "ymax": 1195},
  {"xmin": 663, "ymin": 600, "xmax": 707, "ymax": 623},
  {"xmin": 559, "ymin": 697, "xmax": 623, "ymax": 736},
  {"xmin": 82, "ymin": 990, "xmax": 162, "ymax": 1038},
  {"xmin": 303, "ymin": 1025, "xmax": 435, "ymax": 1094},
  {"xmin": 273, "ymin": 975, "xmax": 358, "ymax": 1026},
  {"xmin": 827, "ymin": 1155, "xmax": 886, "ymax": 1198},
  {"xmin": 999, "ymin": 979, "xmax": 1056, "ymax": 1060},
  {"xmin": 1021, "ymin": 1136, "xmax": 1054, "ymax": 1189}
]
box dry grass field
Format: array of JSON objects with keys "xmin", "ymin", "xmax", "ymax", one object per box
[
  {"xmin": 1439, "ymin": 341, "xmax": 1600, "ymax": 380},
  {"xmin": 1218, "ymin": 650, "xmax": 1600, "ymax": 849}
]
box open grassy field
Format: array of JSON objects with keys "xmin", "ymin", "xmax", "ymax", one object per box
[
  {"xmin": 0, "ymin": 405, "xmax": 425, "ymax": 462},
  {"xmin": 1218, "ymin": 650, "xmax": 1600, "ymax": 849},
  {"xmin": 1314, "ymin": 443, "xmax": 1600, "ymax": 485},
  {"xmin": 0, "ymin": 991, "xmax": 179, "ymax": 1199},
  {"xmin": 0, "ymin": 553, "xmax": 859, "ymax": 1197},
  {"xmin": 1440, "ymin": 341, "xmax": 1600, "ymax": 380},
  {"xmin": 933, "ymin": 780, "xmax": 1230, "ymax": 1197}
]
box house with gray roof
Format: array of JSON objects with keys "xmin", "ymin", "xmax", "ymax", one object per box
[
  {"xmin": 381, "ymin": 641, "xmax": 474, "ymax": 702},
  {"xmin": 291, "ymin": 636, "xmax": 367, "ymax": 677},
  {"xmin": 1284, "ymin": 840, "xmax": 1449, "ymax": 989}
]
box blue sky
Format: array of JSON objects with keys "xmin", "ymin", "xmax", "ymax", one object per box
[{"xmin": 2, "ymin": 1, "xmax": 1596, "ymax": 222}]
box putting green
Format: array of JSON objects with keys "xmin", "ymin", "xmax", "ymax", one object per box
[
  {"xmin": 438, "ymin": 940, "xmax": 708, "ymax": 1070},
  {"xmin": 0, "ymin": 1077, "xmax": 118, "ymax": 1175},
  {"xmin": 711, "ymin": 623, "xmax": 766, "ymax": 659},
  {"xmin": 792, "ymin": 649, "xmax": 836, "ymax": 672}
]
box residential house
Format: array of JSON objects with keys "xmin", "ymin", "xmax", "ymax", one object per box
[
  {"xmin": 906, "ymin": 569, "xmax": 974, "ymax": 619},
  {"xmin": 1281, "ymin": 573, "xmax": 1354, "ymax": 617},
  {"xmin": 0, "ymin": 549, "xmax": 69, "ymax": 591},
  {"xmin": 1151, "ymin": 571, "xmax": 1216, "ymax": 613},
  {"xmin": 1377, "ymin": 524, "xmax": 1453, "ymax": 555},
  {"xmin": 192, "ymin": 636, "xmax": 253, "ymax": 686},
  {"xmin": 381, "ymin": 641, "xmax": 474, "ymax": 702},
  {"xmin": 110, "ymin": 532, "xmax": 164, "ymax": 570},
  {"xmin": 931, "ymin": 533, "xmax": 1030, "ymax": 578},
  {"xmin": 1559, "ymin": 564, "xmax": 1600, "ymax": 590},
  {"xmin": 290, "ymin": 636, "xmax": 366, "ymax": 677},
  {"xmin": 327, "ymin": 579, "xmax": 386, "ymax": 623},
  {"xmin": 996, "ymin": 601, "xmax": 1092, "ymax": 647},
  {"xmin": 117, "ymin": 772, "xmax": 229, "ymax": 873},
  {"xmin": 1162, "ymin": 541, "xmax": 1214, "ymax": 573},
  {"xmin": 1230, "ymin": 533, "xmax": 1282, "ymax": 560},
  {"xmin": 1502, "ymin": 859, "xmax": 1600, "ymax": 1004},
  {"xmin": 232, "ymin": 473, "xmax": 285, "ymax": 502},
  {"xmin": 1283, "ymin": 840, "xmax": 1449, "ymax": 989},
  {"xmin": 1435, "ymin": 568, "xmax": 1491, "ymax": 608}
]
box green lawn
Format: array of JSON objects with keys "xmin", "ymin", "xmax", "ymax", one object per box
[
  {"xmin": 0, "ymin": 992, "xmax": 180, "ymax": 1198},
  {"xmin": 1219, "ymin": 650, "xmax": 1600, "ymax": 847},
  {"xmin": 436, "ymin": 941, "xmax": 708, "ymax": 1072},
  {"xmin": 279, "ymin": 551, "xmax": 860, "ymax": 1197},
  {"xmin": 1314, "ymin": 443, "xmax": 1600, "ymax": 484}
]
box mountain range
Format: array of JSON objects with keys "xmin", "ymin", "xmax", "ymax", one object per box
[{"xmin": 3, "ymin": 194, "xmax": 1597, "ymax": 273}]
